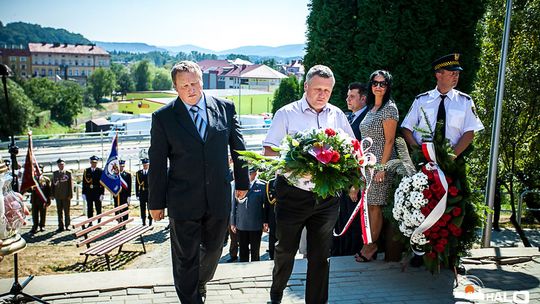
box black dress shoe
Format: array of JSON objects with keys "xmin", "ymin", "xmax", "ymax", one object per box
[{"xmin": 227, "ymin": 256, "xmax": 238, "ymax": 263}]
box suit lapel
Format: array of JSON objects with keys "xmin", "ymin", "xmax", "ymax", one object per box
[
  {"xmin": 205, "ymin": 95, "xmax": 219, "ymax": 142},
  {"xmin": 172, "ymin": 97, "xmax": 204, "ymax": 143}
]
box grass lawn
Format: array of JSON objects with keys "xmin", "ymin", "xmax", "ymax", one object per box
[{"xmin": 125, "ymin": 92, "xmax": 176, "ymax": 100}]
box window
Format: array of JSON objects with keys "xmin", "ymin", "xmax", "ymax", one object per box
[
  {"xmin": 20, "ymin": 57, "xmax": 27, "ymax": 62},
  {"xmin": 75, "ymin": 69, "xmax": 79, "ymax": 76},
  {"xmin": 41, "ymin": 69, "xmax": 46, "ymax": 76},
  {"xmin": 21, "ymin": 64, "xmax": 26, "ymax": 70},
  {"xmin": 75, "ymin": 60, "xmax": 78, "ymax": 66},
  {"xmin": 48, "ymin": 69, "xmax": 53, "ymax": 76},
  {"xmin": 21, "ymin": 71, "xmax": 27, "ymax": 76},
  {"xmin": 81, "ymin": 70, "xmax": 86, "ymax": 76},
  {"xmin": 68, "ymin": 69, "xmax": 72, "ymax": 76},
  {"xmin": 9, "ymin": 56, "xmax": 16, "ymax": 62}
]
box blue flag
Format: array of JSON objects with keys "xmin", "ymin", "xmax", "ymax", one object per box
[{"xmin": 100, "ymin": 134, "xmax": 122, "ymax": 195}]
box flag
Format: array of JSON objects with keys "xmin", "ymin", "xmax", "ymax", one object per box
[
  {"xmin": 120, "ymin": 174, "xmax": 128, "ymax": 190},
  {"xmin": 100, "ymin": 134, "xmax": 122, "ymax": 195},
  {"xmin": 19, "ymin": 131, "xmax": 47, "ymax": 203}
]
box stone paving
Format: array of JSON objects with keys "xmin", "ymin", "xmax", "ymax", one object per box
[{"xmin": 1, "ymin": 214, "xmax": 539, "ymax": 303}]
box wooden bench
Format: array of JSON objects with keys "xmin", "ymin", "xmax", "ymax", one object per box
[{"xmin": 72, "ymin": 203, "xmax": 154, "ymax": 271}]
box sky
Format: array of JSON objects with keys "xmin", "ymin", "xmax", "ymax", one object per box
[{"xmin": 0, "ymin": 0, "xmax": 310, "ymax": 51}]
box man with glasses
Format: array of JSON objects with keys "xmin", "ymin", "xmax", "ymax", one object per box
[{"xmin": 401, "ymin": 53, "xmax": 484, "ymax": 157}]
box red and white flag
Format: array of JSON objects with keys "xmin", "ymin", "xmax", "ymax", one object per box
[{"xmin": 19, "ymin": 131, "xmax": 47, "ymax": 204}]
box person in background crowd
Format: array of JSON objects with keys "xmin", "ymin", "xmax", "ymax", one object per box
[
  {"xmin": 82, "ymin": 155, "xmax": 104, "ymax": 225},
  {"xmin": 52, "ymin": 158, "xmax": 73, "ymax": 232},
  {"xmin": 136, "ymin": 158, "xmax": 151, "ymax": 225}
]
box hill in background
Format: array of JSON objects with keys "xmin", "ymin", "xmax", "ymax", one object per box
[{"xmin": 0, "ymin": 21, "xmax": 91, "ymax": 46}]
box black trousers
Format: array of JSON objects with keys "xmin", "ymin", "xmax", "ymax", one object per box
[
  {"xmin": 238, "ymin": 229, "xmax": 262, "ymax": 262},
  {"xmin": 228, "ymin": 225, "xmax": 239, "ymax": 258},
  {"xmin": 55, "ymin": 198, "xmax": 71, "ymax": 229},
  {"xmin": 31, "ymin": 202, "xmax": 47, "ymax": 230},
  {"xmin": 86, "ymin": 196, "xmax": 102, "ymax": 222},
  {"xmin": 170, "ymin": 214, "xmax": 228, "ymax": 304},
  {"xmin": 270, "ymin": 176, "xmax": 339, "ymax": 304},
  {"xmin": 139, "ymin": 194, "xmax": 152, "ymax": 225},
  {"xmin": 113, "ymin": 194, "xmax": 129, "ymax": 221}
]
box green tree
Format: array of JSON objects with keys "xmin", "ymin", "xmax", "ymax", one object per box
[
  {"xmin": 53, "ymin": 81, "xmax": 84, "ymax": 126},
  {"xmin": 22, "ymin": 77, "xmax": 59, "ymax": 111},
  {"xmin": 132, "ymin": 60, "xmax": 152, "ymax": 91},
  {"xmin": 111, "ymin": 63, "xmax": 135, "ymax": 96},
  {"xmin": 152, "ymin": 68, "xmax": 172, "ymax": 90},
  {"xmin": 0, "ymin": 79, "xmax": 34, "ymax": 139},
  {"xmin": 88, "ymin": 68, "xmax": 116, "ymax": 102},
  {"xmin": 272, "ymin": 75, "xmax": 300, "ymax": 115},
  {"xmin": 304, "ymin": 0, "xmax": 484, "ymax": 114},
  {"xmin": 226, "ymin": 54, "xmax": 251, "ymax": 61},
  {"xmin": 471, "ymin": 0, "xmax": 540, "ymax": 230}
]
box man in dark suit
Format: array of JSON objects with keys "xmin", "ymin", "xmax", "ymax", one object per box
[
  {"xmin": 148, "ymin": 61, "xmax": 249, "ymax": 304},
  {"xmin": 113, "ymin": 159, "xmax": 131, "ymax": 221},
  {"xmin": 82, "ymin": 155, "xmax": 104, "ymax": 224},
  {"xmin": 333, "ymin": 82, "xmax": 369, "ymax": 256},
  {"xmin": 136, "ymin": 158, "xmax": 150, "ymax": 225}
]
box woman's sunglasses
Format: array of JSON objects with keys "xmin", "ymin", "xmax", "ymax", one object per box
[{"xmin": 371, "ymin": 80, "xmax": 388, "ymax": 88}]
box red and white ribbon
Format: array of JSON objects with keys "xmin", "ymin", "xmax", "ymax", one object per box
[
  {"xmin": 334, "ymin": 138, "xmax": 377, "ymax": 246},
  {"xmin": 411, "ymin": 142, "xmax": 448, "ymax": 255}
]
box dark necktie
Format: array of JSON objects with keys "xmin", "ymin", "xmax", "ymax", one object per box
[
  {"xmin": 190, "ymin": 105, "xmax": 207, "ymax": 140},
  {"xmin": 436, "ymin": 94, "xmax": 447, "ymax": 138},
  {"xmin": 348, "ymin": 113, "xmax": 355, "ymax": 124}
]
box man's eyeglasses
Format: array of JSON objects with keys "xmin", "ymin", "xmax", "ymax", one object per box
[{"xmin": 371, "ymin": 80, "xmax": 388, "ymax": 88}]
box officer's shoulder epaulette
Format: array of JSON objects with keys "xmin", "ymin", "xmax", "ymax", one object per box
[
  {"xmin": 415, "ymin": 92, "xmax": 429, "ymax": 99},
  {"xmin": 458, "ymin": 92, "xmax": 471, "ymax": 100}
]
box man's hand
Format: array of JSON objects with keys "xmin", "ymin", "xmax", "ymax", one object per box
[
  {"xmin": 150, "ymin": 209, "xmax": 165, "ymax": 221},
  {"xmin": 82, "ymin": 194, "xmax": 86, "ymax": 202},
  {"xmin": 235, "ymin": 190, "xmax": 248, "ymax": 200},
  {"xmin": 349, "ymin": 186, "xmax": 360, "ymax": 202},
  {"xmin": 127, "ymin": 197, "xmax": 131, "ymax": 204},
  {"xmin": 230, "ymin": 224, "xmax": 237, "ymax": 234}
]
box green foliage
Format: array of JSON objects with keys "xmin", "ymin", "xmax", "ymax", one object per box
[
  {"xmin": 0, "ymin": 79, "xmax": 34, "ymax": 139},
  {"xmin": 470, "ymin": 0, "xmax": 540, "ymax": 215},
  {"xmin": 54, "ymin": 81, "xmax": 83, "ymax": 126},
  {"xmin": 88, "ymin": 68, "xmax": 116, "ymax": 102},
  {"xmin": 22, "ymin": 78, "xmax": 58, "ymax": 111},
  {"xmin": 304, "ymin": 0, "xmax": 484, "ymax": 116},
  {"xmin": 226, "ymin": 54, "xmax": 250, "ymax": 61},
  {"xmin": 272, "ymin": 75, "xmax": 300, "ymax": 114},
  {"xmin": 110, "ymin": 50, "xmax": 217, "ymax": 66},
  {"xmin": 0, "ymin": 21, "xmax": 91, "ymax": 45},
  {"xmin": 152, "ymin": 68, "xmax": 172, "ymax": 91},
  {"xmin": 132, "ymin": 60, "xmax": 153, "ymax": 91},
  {"xmin": 111, "ymin": 63, "xmax": 135, "ymax": 95}
]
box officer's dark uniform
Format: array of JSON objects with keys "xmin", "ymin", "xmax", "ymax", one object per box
[
  {"xmin": 113, "ymin": 159, "xmax": 132, "ymax": 221},
  {"xmin": 82, "ymin": 155, "xmax": 105, "ymax": 223},
  {"xmin": 136, "ymin": 158, "xmax": 151, "ymax": 225}
]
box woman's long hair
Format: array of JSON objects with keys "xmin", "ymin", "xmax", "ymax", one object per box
[{"xmin": 366, "ymin": 70, "xmax": 393, "ymax": 111}]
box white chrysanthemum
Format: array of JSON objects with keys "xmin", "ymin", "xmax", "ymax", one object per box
[{"xmin": 411, "ymin": 233, "xmax": 429, "ymax": 245}]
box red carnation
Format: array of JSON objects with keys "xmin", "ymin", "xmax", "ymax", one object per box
[
  {"xmin": 439, "ymin": 229, "xmax": 449, "ymax": 238},
  {"xmin": 448, "ymin": 186, "xmax": 459, "ymax": 197},
  {"xmin": 426, "ymin": 252, "xmax": 437, "ymax": 259},
  {"xmin": 451, "ymin": 227, "xmax": 462, "ymax": 237},
  {"xmin": 442, "ymin": 214, "xmax": 452, "ymax": 223},
  {"xmin": 428, "ymin": 200, "xmax": 437, "ymax": 210},
  {"xmin": 325, "ymin": 128, "xmax": 336, "ymax": 137},
  {"xmin": 423, "ymin": 230, "xmax": 431, "ymax": 237},
  {"xmin": 439, "ymin": 238, "xmax": 448, "ymax": 246},
  {"xmin": 434, "ymin": 244, "xmax": 445, "ymax": 253},
  {"xmin": 430, "ymin": 183, "xmax": 443, "ymax": 196},
  {"xmin": 431, "ymin": 226, "xmax": 440, "ymax": 233},
  {"xmin": 421, "ymin": 206, "xmax": 430, "ymax": 216},
  {"xmin": 430, "ymin": 233, "xmax": 440, "ymax": 240},
  {"xmin": 446, "ymin": 176, "xmax": 453, "ymax": 184},
  {"xmin": 351, "ymin": 139, "xmax": 361, "ymax": 151},
  {"xmin": 423, "ymin": 189, "xmax": 433, "ymax": 200},
  {"xmin": 452, "ymin": 207, "xmax": 462, "ymax": 217},
  {"xmin": 330, "ymin": 150, "xmax": 341, "ymax": 163}
]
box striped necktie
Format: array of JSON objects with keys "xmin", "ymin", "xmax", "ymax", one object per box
[{"xmin": 190, "ymin": 105, "xmax": 207, "ymax": 140}]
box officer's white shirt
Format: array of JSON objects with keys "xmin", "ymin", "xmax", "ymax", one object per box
[{"xmin": 401, "ymin": 87, "xmax": 484, "ymax": 147}]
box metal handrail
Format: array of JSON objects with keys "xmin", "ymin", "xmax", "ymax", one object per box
[{"xmin": 517, "ymin": 189, "xmax": 540, "ymax": 225}]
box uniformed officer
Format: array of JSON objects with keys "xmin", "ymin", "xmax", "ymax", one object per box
[
  {"xmin": 113, "ymin": 159, "xmax": 132, "ymax": 221},
  {"xmin": 82, "ymin": 155, "xmax": 105, "ymax": 224},
  {"xmin": 401, "ymin": 53, "xmax": 484, "ymax": 157},
  {"xmin": 136, "ymin": 158, "xmax": 151, "ymax": 225},
  {"xmin": 52, "ymin": 158, "xmax": 73, "ymax": 232},
  {"xmin": 30, "ymin": 165, "xmax": 52, "ymax": 234}
]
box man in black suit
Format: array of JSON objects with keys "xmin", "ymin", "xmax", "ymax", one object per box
[
  {"xmin": 113, "ymin": 159, "xmax": 131, "ymax": 221},
  {"xmin": 148, "ymin": 61, "xmax": 249, "ymax": 304},
  {"xmin": 82, "ymin": 155, "xmax": 104, "ymax": 224},
  {"xmin": 333, "ymin": 82, "xmax": 369, "ymax": 256},
  {"xmin": 136, "ymin": 158, "xmax": 150, "ymax": 225}
]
